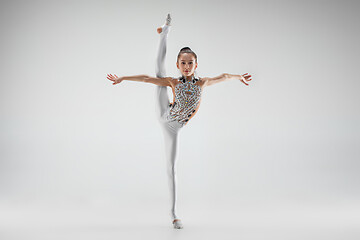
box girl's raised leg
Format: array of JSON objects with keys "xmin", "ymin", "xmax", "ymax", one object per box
[
  {"xmin": 155, "ymin": 14, "xmax": 172, "ymax": 119},
  {"xmin": 154, "ymin": 14, "xmax": 184, "ymax": 229}
]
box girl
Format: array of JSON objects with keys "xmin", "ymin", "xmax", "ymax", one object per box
[{"xmin": 107, "ymin": 13, "xmax": 252, "ymax": 229}]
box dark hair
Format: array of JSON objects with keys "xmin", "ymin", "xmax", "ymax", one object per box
[{"xmin": 177, "ymin": 47, "xmax": 197, "ymax": 63}]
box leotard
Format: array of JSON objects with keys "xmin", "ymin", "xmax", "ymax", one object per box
[{"xmin": 166, "ymin": 75, "xmax": 202, "ymax": 124}]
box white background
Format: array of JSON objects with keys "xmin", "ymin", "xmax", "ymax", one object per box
[{"xmin": 0, "ymin": 0, "xmax": 359, "ymax": 239}]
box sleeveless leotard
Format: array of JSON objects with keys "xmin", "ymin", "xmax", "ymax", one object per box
[{"xmin": 166, "ymin": 75, "xmax": 202, "ymax": 124}]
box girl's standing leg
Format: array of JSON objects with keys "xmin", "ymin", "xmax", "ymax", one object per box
[{"xmin": 161, "ymin": 125, "xmax": 181, "ymax": 221}]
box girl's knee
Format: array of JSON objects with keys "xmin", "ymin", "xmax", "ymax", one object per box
[{"xmin": 167, "ymin": 166, "xmax": 176, "ymax": 176}]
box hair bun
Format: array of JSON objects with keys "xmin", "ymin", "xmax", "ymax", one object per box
[{"xmin": 180, "ymin": 47, "xmax": 191, "ymax": 51}]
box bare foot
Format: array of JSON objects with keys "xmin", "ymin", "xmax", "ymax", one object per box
[
  {"xmin": 156, "ymin": 13, "xmax": 171, "ymax": 34},
  {"xmin": 172, "ymin": 219, "xmax": 183, "ymax": 229}
]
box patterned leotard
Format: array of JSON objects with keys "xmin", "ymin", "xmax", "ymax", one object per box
[{"xmin": 166, "ymin": 75, "xmax": 202, "ymax": 124}]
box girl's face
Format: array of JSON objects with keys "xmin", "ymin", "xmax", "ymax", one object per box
[{"xmin": 176, "ymin": 53, "xmax": 197, "ymax": 77}]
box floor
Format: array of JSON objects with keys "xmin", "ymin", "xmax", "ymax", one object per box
[{"xmin": 0, "ymin": 199, "xmax": 359, "ymax": 240}]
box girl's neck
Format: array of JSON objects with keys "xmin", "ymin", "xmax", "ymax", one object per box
[{"xmin": 183, "ymin": 74, "xmax": 195, "ymax": 81}]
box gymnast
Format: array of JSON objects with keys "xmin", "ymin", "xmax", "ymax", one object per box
[{"xmin": 107, "ymin": 13, "xmax": 252, "ymax": 229}]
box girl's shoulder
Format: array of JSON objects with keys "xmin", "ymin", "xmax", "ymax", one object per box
[
  {"xmin": 168, "ymin": 77, "xmax": 180, "ymax": 88},
  {"xmin": 197, "ymin": 77, "xmax": 207, "ymax": 88}
]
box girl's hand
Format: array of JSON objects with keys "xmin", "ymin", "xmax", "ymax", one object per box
[
  {"xmin": 107, "ymin": 74, "xmax": 123, "ymax": 85},
  {"xmin": 239, "ymin": 73, "xmax": 252, "ymax": 86}
]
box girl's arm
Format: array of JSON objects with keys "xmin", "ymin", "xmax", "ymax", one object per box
[
  {"xmin": 202, "ymin": 73, "xmax": 252, "ymax": 87},
  {"xmin": 107, "ymin": 74, "xmax": 172, "ymax": 87}
]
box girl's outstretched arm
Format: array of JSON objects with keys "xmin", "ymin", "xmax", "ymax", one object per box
[
  {"xmin": 107, "ymin": 74, "xmax": 172, "ymax": 87},
  {"xmin": 202, "ymin": 73, "xmax": 252, "ymax": 87}
]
